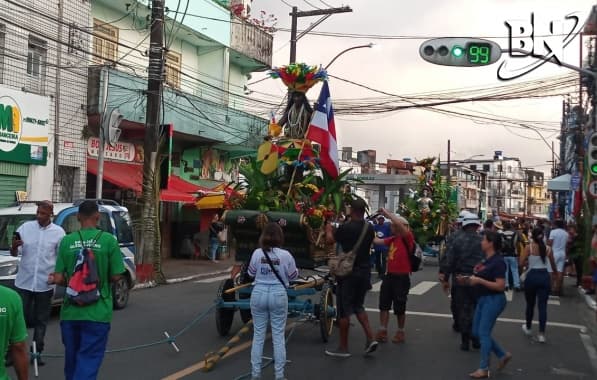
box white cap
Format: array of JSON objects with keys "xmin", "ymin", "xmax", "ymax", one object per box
[
  {"xmin": 456, "ymin": 210, "xmax": 468, "ymax": 224},
  {"xmin": 462, "ymin": 211, "xmax": 481, "ymax": 227}
]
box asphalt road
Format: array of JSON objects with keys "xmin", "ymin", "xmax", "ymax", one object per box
[{"xmin": 6, "ymin": 263, "xmax": 597, "ymax": 380}]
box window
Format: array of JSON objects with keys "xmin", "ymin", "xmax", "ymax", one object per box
[
  {"xmin": 112, "ymin": 211, "xmax": 134, "ymax": 245},
  {"xmin": 26, "ymin": 36, "xmax": 47, "ymax": 93},
  {"xmin": 165, "ymin": 50, "xmax": 181, "ymax": 89},
  {"xmin": 61, "ymin": 212, "xmax": 112, "ymax": 234},
  {"xmin": 483, "ymin": 164, "xmax": 490, "ymax": 172},
  {"xmin": 470, "ymin": 165, "xmax": 477, "ymax": 171},
  {"xmin": 93, "ymin": 19, "xmax": 118, "ymax": 64}
]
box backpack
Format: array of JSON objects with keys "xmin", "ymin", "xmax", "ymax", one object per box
[
  {"xmin": 501, "ymin": 231, "xmax": 517, "ymax": 256},
  {"xmin": 402, "ymin": 236, "xmax": 422, "ymax": 272},
  {"xmin": 66, "ymin": 231, "xmax": 102, "ymax": 306}
]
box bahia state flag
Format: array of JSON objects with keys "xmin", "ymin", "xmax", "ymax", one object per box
[{"xmin": 306, "ymin": 81, "xmax": 339, "ymax": 178}]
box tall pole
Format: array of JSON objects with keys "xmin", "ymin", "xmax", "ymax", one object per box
[
  {"xmin": 289, "ymin": 6, "xmax": 298, "ymax": 64},
  {"xmin": 141, "ymin": 0, "xmax": 164, "ymax": 270},
  {"xmin": 447, "ymin": 139, "xmax": 451, "ymax": 184},
  {"xmin": 96, "ymin": 67, "xmax": 109, "ymax": 199}
]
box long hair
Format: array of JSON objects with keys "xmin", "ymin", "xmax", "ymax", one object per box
[
  {"xmin": 484, "ymin": 230, "xmax": 502, "ymax": 252},
  {"xmin": 531, "ymin": 227, "xmax": 547, "ymax": 263},
  {"xmin": 259, "ymin": 222, "xmax": 285, "ymax": 254}
]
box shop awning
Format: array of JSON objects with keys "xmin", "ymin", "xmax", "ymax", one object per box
[
  {"xmin": 195, "ymin": 193, "xmax": 226, "ymax": 209},
  {"xmin": 87, "ymin": 158, "xmax": 142, "ymax": 193},
  {"xmin": 547, "ymin": 174, "xmax": 571, "ymax": 191},
  {"xmin": 160, "ymin": 175, "xmax": 211, "ymax": 203}
]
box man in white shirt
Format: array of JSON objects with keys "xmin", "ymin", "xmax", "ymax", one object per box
[
  {"xmin": 10, "ymin": 201, "xmax": 65, "ymax": 365},
  {"xmin": 547, "ymin": 219, "xmax": 568, "ymax": 296}
]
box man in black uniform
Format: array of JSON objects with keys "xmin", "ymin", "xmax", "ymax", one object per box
[
  {"xmin": 324, "ymin": 198, "xmax": 378, "ymax": 358},
  {"xmin": 439, "ymin": 211, "xmax": 483, "ymax": 351}
]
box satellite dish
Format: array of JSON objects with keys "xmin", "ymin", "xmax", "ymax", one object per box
[{"xmin": 102, "ymin": 108, "xmax": 123, "ymax": 146}]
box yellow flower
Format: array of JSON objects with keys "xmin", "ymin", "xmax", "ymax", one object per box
[
  {"xmin": 306, "ymin": 184, "xmax": 319, "ymax": 192},
  {"xmin": 313, "ymin": 209, "xmax": 323, "ymax": 217}
]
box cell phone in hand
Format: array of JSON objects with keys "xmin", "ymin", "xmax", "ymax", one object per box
[{"xmin": 13, "ymin": 232, "xmax": 21, "ymax": 240}]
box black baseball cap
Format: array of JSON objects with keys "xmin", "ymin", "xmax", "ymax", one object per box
[{"xmin": 350, "ymin": 198, "xmax": 367, "ymax": 213}]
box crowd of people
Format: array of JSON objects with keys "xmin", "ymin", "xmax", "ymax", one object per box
[{"xmin": 0, "ymin": 200, "xmax": 126, "ymax": 380}]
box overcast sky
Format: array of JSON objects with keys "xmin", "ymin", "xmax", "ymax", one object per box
[{"xmin": 248, "ymin": 0, "xmax": 595, "ymax": 175}]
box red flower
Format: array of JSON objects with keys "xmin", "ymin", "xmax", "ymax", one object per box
[{"xmin": 311, "ymin": 188, "xmax": 324, "ymax": 203}]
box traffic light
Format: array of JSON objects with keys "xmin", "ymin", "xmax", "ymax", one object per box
[
  {"xmin": 589, "ymin": 132, "xmax": 597, "ymax": 176},
  {"xmin": 419, "ymin": 38, "xmax": 502, "ymax": 67}
]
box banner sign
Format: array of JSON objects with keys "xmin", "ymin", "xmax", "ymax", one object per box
[
  {"xmin": 87, "ymin": 137, "xmax": 138, "ymax": 162},
  {"xmin": 0, "ymin": 85, "xmax": 50, "ymax": 165}
]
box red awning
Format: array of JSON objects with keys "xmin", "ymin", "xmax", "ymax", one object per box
[
  {"xmin": 87, "ymin": 158, "xmax": 142, "ymax": 193},
  {"xmin": 160, "ymin": 175, "xmax": 211, "ymax": 203}
]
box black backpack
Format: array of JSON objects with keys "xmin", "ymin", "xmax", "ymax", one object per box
[
  {"xmin": 501, "ymin": 231, "xmax": 517, "ymax": 256},
  {"xmin": 402, "ymin": 236, "xmax": 421, "ymax": 272}
]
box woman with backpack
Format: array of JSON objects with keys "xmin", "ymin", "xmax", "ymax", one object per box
[
  {"xmin": 519, "ymin": 227, "xmax": 557, "ymax": 343},
  {"xmin": 247, "ymin": 222, "xmax": 298, "ymax": 380}
]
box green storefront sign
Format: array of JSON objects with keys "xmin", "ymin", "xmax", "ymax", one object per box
[{"xmin": 0, "ymin": 86, "xmax": 49, "ymax": 165}]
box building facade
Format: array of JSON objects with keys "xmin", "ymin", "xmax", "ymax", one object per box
[
  {"xmin": 0, "ymin": 0, "xmax": 90, "ymax": 206},
  {"xmin": 441, "ymin": 163, "xmax": 487, "ymax": 218}
]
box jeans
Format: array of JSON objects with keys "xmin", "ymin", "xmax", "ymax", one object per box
[
  {"xmin": 250, "ymin": 284, "xmax": 288, "ymax": 379},
  {"xmin": 18, "ymin": 288, "xmax": 53, "ymax": 352},
  {"xmin": 472, "ymin": 293, "xmax": 507, "ymax": 370},
  {"xmin": 503, "ymin": 256, "xmax": 520, "ymax": 289},
  {"xmin": 524, "ymin": 269, "xmax": 550, "ymax": 333},
  {"xmin": 209, "ymin": 237, "xmax": 219, "ymax": 260},
  {"xmin": 61, "ymin": 320, "xmax": 111, "ymax": 380}
]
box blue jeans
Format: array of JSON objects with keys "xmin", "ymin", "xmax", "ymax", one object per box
[
  {"xmin": 209, "ymin": 237, "xmax": 219, "ymax": 260},
  {"xmin": 60, "ymin": 320, "xmax": 111, "ymax": 380},
  {"xmin": 524, "ymin": 269, "xmax": 550, "ymax": 332},
  {"xmin": 472, "ymin": 293, "xmax": 507, "ymax": 370},
  {"xmin": 250, "ymin": 284, "xmax": 288, "ymax": 379},
  {"xmin": 503, "ymin": 256, "xmax": 520, "ymax": 289}
]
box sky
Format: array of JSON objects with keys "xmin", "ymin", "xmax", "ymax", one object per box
[{"xmin": 246, "ymin": 0, "xmax": 596, "ymax": 176}]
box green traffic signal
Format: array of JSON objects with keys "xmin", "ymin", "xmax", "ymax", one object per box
[
  {"xmin": 592, "ymin": 163, "xmax": 597, "ymax": 175},
  {"xmin": 451, "ymin": 46, "xmax": 464, "ymax": 58}
]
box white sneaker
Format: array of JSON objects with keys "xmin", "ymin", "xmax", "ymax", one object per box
[
  {"xmin": 537, "ymin": 334, "xmax": 546, "ymax": 343},
  {"xmin": 521, "ymin": 324, "xmax": 532, "ymax": 337}
]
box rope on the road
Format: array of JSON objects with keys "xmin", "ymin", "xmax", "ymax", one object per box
[{"xmin": 31, "ymin": 301, "xmax": 218, "ymax": 361}]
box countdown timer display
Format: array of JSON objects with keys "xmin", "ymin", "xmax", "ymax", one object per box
[{"xmin": 466, "ymin": 43, "xmax": 492, "ymax": 65}]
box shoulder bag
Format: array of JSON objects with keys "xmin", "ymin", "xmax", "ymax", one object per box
[
  {"xmin": 263, "ymin": 248, "xmax": 287, "ymax": 288},
  {"xmin": 329, "ymin": 222, "xmax": 369, "ymax": 278}
]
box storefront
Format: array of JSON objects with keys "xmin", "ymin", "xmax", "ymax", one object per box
[{"xmin": 0, "ymin": 85, "xmax": 51, "ymax": 206}]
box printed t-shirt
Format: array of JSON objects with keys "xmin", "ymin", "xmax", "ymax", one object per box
[
  {"xmin": 384, "ymin": 231, "xmax": 415, "ymax": 274},
  {"xmin": 55, "ymin": 228, "xmax": 125, "ymax": 323},
  {"xmin": 373, "ymin": 222, "xmax": 392, "ymax": 253},
  {"xmin": 247, "ymin": 248, "xmax": 298, "ymax": 287},
  {"xmin": 473, "ymin": 254, "xmax": 506, "ymax": 297},
  {"xmin": 0, "ymin": 285, "xmax": 27, "ymax": 380}
]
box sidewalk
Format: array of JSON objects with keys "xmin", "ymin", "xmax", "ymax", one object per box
[{"xmin": 134, "ymin": 256, "xmax": 234, "ymax": 289}]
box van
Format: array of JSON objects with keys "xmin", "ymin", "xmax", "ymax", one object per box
[{"xmin": 0, "ymin": 200, "xmax": 137, "ymax": 309}]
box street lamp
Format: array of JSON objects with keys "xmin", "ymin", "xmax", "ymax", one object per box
[{"xmin": 324, "ymin": 43, "xmax": 376, "ymax": 70}]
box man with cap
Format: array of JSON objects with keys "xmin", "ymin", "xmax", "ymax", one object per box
[
  {"xmin": 10, "ymin": 201, "xmax": 65, "ymax": 365},
  {"xmin": 325, "ymin": 198, "xmax": 378, "ymax": 357},
  {"xmin": 372, "ymin": 209, "xmax": 415, "ymax": 344},
  {"xmin": 372, "ymin": 215, "xmax": 391, "ymax": 278},
  {"xmin": 439, "ymin": 211, "xmax": 484, "ymax": 351}
]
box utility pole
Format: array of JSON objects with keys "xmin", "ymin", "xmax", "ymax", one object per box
[
  {"xmin": 288, "ymin": 6, "xmax": 352, "ymax": 64},
  {"xmin": 96, "ymin": 67, "xmax": 109, "ymax": 199},
  {"xmin": 140, "ymin": 0, "xmax": 164, "ymax": 278},
  {"xmin": 447, "ymin": 139, "xmax": 451, "ymax": 184}
]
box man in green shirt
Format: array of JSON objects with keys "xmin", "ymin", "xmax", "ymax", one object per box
[
  {"xmin": 49, "ymin": 200, "xmax": 125, "ymax": 380},
  {"xmin": 0, "ymin": 285, "xmax": 28, "ymax": 380}
]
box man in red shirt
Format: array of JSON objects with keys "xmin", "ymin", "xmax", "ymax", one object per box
[{"xmin": 373, "ymin": 208, "xmax": 415, "ymax": 344}]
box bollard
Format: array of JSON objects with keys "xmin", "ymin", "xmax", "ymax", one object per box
[{"xmin": 32, "ymin": 341, "xmax": 39, "ymax": 377}]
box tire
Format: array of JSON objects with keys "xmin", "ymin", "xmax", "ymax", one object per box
[
  {"xmin": 112, "ymin": 276, "xmax": 130, "ymax": 310},
  {"xmin": 216, "ymin": 279, "xmax": 236, "ymax": 336},
  {"xmin": 318, "ymin": 283, "xmax": 335, "ymax": 343}
]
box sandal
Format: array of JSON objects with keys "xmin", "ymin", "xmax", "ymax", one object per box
[
  {"xmin": 469, "ymin": 369, "xmax": 490, "ymax": 379},
  {"xmin": 498, "ymin": 352, "xmax": 512, "ymax": 370}
]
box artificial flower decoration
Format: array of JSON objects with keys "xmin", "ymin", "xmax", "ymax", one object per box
[{"xmin": 269, "ymin": 63, "xmax": 327, "ymax": 93}]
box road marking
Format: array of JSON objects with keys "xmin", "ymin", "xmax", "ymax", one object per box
[
  {"xmin": 370, "ymin": 280, "xmax": 382, "ymax": 292},
  {"xmin": 580, "ymin": 333, "xmax": 597, "ymax": 375},
  {"xmin": 162, "ymin": 323, "xmax": 295, "ymax": 380},
  {"xmin": 194, "ymin": 275, "xmax": 230, "ymax": 284},
  {"xmin": 409, "ymin": 281, "xmax": 437, "ymax": 295},
  {"xmin": 363, "ymin": 308, "xmax": 587, "ymax": 331},
  {"xmin": 547, "ymin": 299, "xmax": 560, "ymax": 306}
]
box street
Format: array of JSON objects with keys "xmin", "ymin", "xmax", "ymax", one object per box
[{"xmin": 5, "ymin": 263, "xmax": 596, "ymax": 380}]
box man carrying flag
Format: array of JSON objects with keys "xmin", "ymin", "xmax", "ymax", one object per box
[{"xmin": 306, "ymin": 81, "xmax": 339, "ymax": 178}]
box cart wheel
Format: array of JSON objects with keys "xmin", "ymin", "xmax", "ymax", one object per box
[
  {"xmin": 216, "ymin": 279, "xmax": 236, "ymax": 336},
  {"xmin": 238, "ymin": 263, "xmax": 253, "ymax": 324},
  {"xmin": 319, "ymin": 283, "xmax": 336, "ymax": 343}
]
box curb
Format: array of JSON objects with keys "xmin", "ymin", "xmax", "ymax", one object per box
[
  {"xmin": 579, "ymin": 287, "xmax": 597, "ymax": 311},
  {"xmin": 132, "ymin": 267, "xmax": 232, "ymax": 290}
]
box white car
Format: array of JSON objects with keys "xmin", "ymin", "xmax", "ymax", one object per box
[{"xmin": 0, "ymin": 200, "xmax": 137, "ymax": 309}]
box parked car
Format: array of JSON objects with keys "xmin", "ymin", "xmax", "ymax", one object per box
[{"xmin": 0, "ymin": 199, "xmax": 137, "ymax": 309}]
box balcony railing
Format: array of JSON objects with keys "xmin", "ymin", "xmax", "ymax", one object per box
[{"xmin": 231, "ymin": 16, "xmax": 273, "ymax": 67}]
